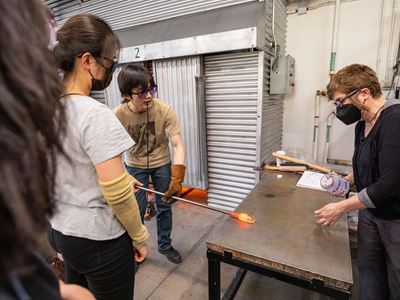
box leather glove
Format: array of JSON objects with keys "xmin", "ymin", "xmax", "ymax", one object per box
[{"xmin": 163, "ymin": 164, "xmax": 186, "ymax": 204}]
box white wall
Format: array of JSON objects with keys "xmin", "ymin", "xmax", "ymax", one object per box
[{"xmin": 283, "ymin": 0, "xmax": 399, "ymax": 162}]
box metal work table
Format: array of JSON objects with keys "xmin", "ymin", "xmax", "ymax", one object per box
[{"xmin": 206, "ymin": 172, "xmax": 353, "ymax": 299}]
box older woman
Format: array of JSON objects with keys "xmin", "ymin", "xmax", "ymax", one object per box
[{"xmin": 315, "ymin": 64, "xmax": 400, "ymax": 299}]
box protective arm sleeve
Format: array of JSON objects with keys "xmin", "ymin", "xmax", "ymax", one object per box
[{"xmin": 99, "ymin": 172, "xmax": 150, "ymax": 248}]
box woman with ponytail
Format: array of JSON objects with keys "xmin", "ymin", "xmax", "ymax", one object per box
[{"xmin": 48, "ymin": 14, "xmax": 149, "ymax": 300}]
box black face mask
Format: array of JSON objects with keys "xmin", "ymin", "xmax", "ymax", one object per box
[
  {"xmin": 89, "ymin": 66, "xmax": 115, "ymax": 91},
  {"xmin": 336, "ymin": 104, "xmax": 361, "ymax": 125}
]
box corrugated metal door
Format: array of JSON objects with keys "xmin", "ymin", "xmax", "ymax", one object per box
[
  {"xmin": 260, "ymin": 0, "xmax": 286, "ymax": 164},
  {"xmin": 89, "ymin": 90, "xmax": 106, "ymax": 104},
  {"xmin": 47, "ymin": 0, "xmax": 255, "ymax": 29},
  {"xmin": 104, "ymin": 67, "xmax": 122, "ymax": 109},
  {"xmin": 153, "ymin": 56, "xmax": 207, "ymax": 189},
  {"xmin": 204, "ymin": 52, "xmax": 260, "ymax": 211}
]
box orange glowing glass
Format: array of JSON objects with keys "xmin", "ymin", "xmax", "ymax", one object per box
[{"xmin": 228, "ymin": 212, "xmax": 256, "ymax": 224}]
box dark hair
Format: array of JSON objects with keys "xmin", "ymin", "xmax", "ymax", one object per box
[
  {"xmin": 0, "ymin": 0, "xmax": 66, "ymax": 277},
  {"xmin": 118, "ymin": 64, "xmax": 152, "ymax": 100},
  {"xmin": 327, "ymin": 64, "xmax": 382, "ymax": 99},
  {"xmin": 54, "ymin": 14, "xmax": 121, "ymax": 73}
]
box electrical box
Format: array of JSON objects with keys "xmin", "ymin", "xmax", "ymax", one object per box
[{"xmin": 270, "ymin": 55, "xmax": 295, "ymax": 95}]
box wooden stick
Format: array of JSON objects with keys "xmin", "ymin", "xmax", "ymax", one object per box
[
  {"xmin": 272, "ymin": 152, "xmax": 331, "ymax": 174},
  {"xmin": 263, "ymin": 165, "xmax": 307, "ymax": 172}
]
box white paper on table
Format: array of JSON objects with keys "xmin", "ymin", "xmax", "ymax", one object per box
[{"xmin": 296, "ymin": 171, "xmax": 326, "ymax": 191}]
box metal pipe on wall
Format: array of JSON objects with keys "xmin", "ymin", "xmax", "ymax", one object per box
[
  {"xmin": 324, "ymin": 0, "xmax": 340, "ymax": 164},
  {"xmin": 375, "ymin": 0, "xmax": 400, "ymax": 87},
  {"xmin": 329, "ymin": 0, "xmax": 341, "ymax": 75},
  {"xmin": 384, "ymin": 0, "xmax": 397, "ymax": 85},
  {"xmin": 376, "ymin": 0, "xmax": 386, "ymax": 77},
  {"xmin": 323, "ymin": 112, "xmax": 335, "ymax": 163},
  {"xmin": 312, "ymin": 91, "xmax": 321, "ymax": 161}
]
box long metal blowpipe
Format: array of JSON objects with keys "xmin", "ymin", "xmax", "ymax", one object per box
[{"xmin": 136, "ymin": 186, "xmax": 255, "ymax": 224}]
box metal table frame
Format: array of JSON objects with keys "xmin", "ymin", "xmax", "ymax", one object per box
[{"xmin": 207, "ymin": 249, "xmax": 351, "ymax": 300}]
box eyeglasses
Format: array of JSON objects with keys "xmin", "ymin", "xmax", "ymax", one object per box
[
  {"xmin": 96, "ymin": 56, "xmax": 118, "ymax": 73},
  {"xmin": 334, "ymin": 89, "xmax": 360, "ymax": 108},
  {"xmin": 77, "ymin": 53, "xmax": 118, "ymax": 73},
  {"xmin": 102, "ymin": 57, "xmax": 118, "ymax": 73},
  {"xmin": 131, "ymin": 86, "xmax": 157, "ymax": 99}
]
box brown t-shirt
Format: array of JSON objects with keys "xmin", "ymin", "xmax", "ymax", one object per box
[{"xmin": 113, "ymin": 98, "xmax": 181, "ymax": 168}]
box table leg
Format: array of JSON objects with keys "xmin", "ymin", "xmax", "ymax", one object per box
[
  {"xmin": 208, "ymin": 252, "xmax": 221, "ymax": 300},
  {"xmin": 222, "ymin": 268, "xmax": 247, "ymax": 300}
]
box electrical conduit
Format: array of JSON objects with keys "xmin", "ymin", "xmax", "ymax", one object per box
[
  {"xmin": 324, "ymin": 0, "xmax": 341, "ymax": 164},
  {"xmin": 323, "ymin": 112, "xmax": 335, "ymax": 164},
  {"xmin": 312, "ymin": 91, "xmax": 321, "ymax": 161},
  {"xmin": 329, "ymin": 0, "xmax": 341, "ymax": 75}
]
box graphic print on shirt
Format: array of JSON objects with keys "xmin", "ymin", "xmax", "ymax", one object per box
[{"xmin": 127, "ymin": 121, "xmax": 156, "ymax": 156}]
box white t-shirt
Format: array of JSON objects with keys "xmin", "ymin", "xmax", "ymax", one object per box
[{"xmin": 50, "ymin": 95, "xmax": 134, "ymax": 240}]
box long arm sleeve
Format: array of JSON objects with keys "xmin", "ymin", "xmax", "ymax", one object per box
[
  {"xmin": 366, "ymin": 110, "xmax": 400, "ymax": 207},
  {"xmin": 99, "ymin": 172, "xmax": 150, "ymax": 248}
]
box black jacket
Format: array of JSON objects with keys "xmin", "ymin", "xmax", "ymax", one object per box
[{"xmin": 353, "ymin": 100, "xmax": 400, "ymax": 219}]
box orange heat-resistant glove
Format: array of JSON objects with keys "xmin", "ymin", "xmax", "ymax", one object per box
[{"xmin": 163, "ymin": 164, "xmax": 186, "ymax": 204}]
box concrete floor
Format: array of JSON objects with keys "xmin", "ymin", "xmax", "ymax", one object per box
[{"xmin": 134, "ymin": 199, "xmax": 359, "ymax": 300}]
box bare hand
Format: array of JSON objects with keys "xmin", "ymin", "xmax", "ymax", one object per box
[
  {"xmin": 135, "ymin": 244, "xmax": 148, "ymax": 263},
  {"xmin": 59, "ymin": 281, "xmax": 95, "ymax": 300},
  {"xmin": 314, "ymin": 202, "xmax": 345, "ymax": 226}
]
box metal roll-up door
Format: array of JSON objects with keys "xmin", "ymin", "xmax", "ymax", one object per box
[
  {"xmin": 260, "ymin": 0, "xmax": 286, "ymax": 163},
  {"xmin": 89, "ymin": 90, "xmax": 106, "ymax": 104},
  {"xmin": 204, "ymin": 51, "xmax": 260, "ymax": 211},
  {"xmin": 260, "ymin": 93, "xmax": 284, "ymax": 163},
  {"xmin": 47, "ymin": 0, "xmax": 256, "ymax": 30},
  {"xmin": 154, "ymin": 56, "xmax": 207, "ymax": 189},
  {"xmin": 105, "ymin": 67, "xmax": 122, "ymax": 109}
]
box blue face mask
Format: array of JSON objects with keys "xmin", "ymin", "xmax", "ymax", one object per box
[{"xmin": 336, "ymin": 104, "xmax": 361, "ymax": 125}]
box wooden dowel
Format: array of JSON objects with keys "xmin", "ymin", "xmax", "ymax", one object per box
[
  {"xmin": 272, "ymin": 152, "xmax": 331, "ymax": 174},
  {"xmin": 263, "ymin": 165, "xmax": 307, "ymax": 172}
]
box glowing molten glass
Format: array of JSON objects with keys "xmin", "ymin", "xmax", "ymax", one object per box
[{"xmin": 228, "ymin": 212, "xmax": 256, "ymax": 224}]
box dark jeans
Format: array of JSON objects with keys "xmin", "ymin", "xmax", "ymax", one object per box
[
  {"xmin": 125, "ymin": 162, "xmax": 173, "ymax": 251},
  {"xmin": 358, "ymin": 209, "xmax": 400, "ymax": 300},
  {"xmin": 48, "ymin": 228, "xmax": 135, "ymax": 300}
]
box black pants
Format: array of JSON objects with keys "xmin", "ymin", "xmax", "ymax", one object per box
[
  {"xmin": 48, "ymin": 228, "xmax": 135, "ymax": 300},
  {"xmin": 358, "ymin": 209, "xmax": 400, "ymax": 300}
]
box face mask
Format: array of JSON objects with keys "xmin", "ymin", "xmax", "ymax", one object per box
[
  {"xmin": 336, "ymin": 104, "xmax": 361, "ymax": 125},
  {"xmin": 89, "ymin": 64, "xmax": 115, "ymax": 91}
]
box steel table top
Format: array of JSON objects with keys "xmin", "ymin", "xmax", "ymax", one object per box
[{"xmin": 206, "ymin": 171, "xmax": 353, "ymax": 291}]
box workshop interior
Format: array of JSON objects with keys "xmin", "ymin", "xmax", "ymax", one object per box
[{"xmin": 1, "ymin": 0, "xmax": 400, "ymax": 299}]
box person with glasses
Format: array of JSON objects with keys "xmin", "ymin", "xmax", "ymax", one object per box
[
  {"xmin": 113, "ymin": 64, "xmax": 186, "ymax": 264},
  {"xmin": 0, "ymin": 1, "xmax": 97, "ymax": 299},
  {"xmin": 48, "ymin": 14, "xmax": 150, "ymax": 300},
  {"xmin": 314, "ymin": 64, "xmax": 400, "ymax": 299}
]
